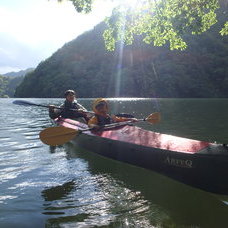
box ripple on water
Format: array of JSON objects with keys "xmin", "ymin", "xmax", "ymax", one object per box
[
  {"xmin": 12, "ymin": 143, "xmax": 42, "ymax": 151},
  {"xmin": 25, "ymin": 136, "xmax": 40, "ymax": 141},
  {"xmin": 23, "ymin": 132, "xmax": 40, "ymax": 136},
  {"xmin": 40, "ymin": 171, "xmax": 153, "ymax": 227},
  {"xmin": 0, "ymin": 167, "xmax": 22, "ymax": 183},
  {"xmin": 0, "ymin": 137, "xmax": 11, "ymax": 141},
  {"xmin": 0, "ymin": 152, "xmax": 18, "ymax": 164},
  {"xmin": 0, "ymin": 138, "xmax": 18, "ymax": 149},
  {"xmin": 0, "ymin": 195, "xmax": 18, "ymax": 204},
  {"xmin": 7, "ymin": 127, "xmax": 40, "ymax": 133},
  {"xmin": 23, "ymin": 131, "xmax": 40, "ymax": 141},
  {"xmin": 0, "ymin": 141, "xmax": 19, "ymax": 147}
]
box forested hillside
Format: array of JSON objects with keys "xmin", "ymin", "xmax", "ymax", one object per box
[
  {"xmin": 3, "ymin": 68, "xmax": 34, "ymax": 78},
  {"xmin": 0, "ymin": 68, "xmax": 34, "ymax": 97},
  {"xmin": 0, "ymin": 75, "xmax": 24, "ymax": 98},
  {"xmin": 15, "ymin": 5, "xmax": 228, "ymax": 98}
]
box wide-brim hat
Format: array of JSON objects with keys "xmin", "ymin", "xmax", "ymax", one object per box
[{"xmin": 92, "ymin": 98, "xmax": 108, "ymax": 113}]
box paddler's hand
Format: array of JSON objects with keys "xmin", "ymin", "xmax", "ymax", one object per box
[
  {"xmin": 49, "ymin": 105, "xmax": 55, "ymax": 111},
  {"xmin": 77, "ymin": 109, "xmax": 86, "ymax": 113},
  {"xmin": 129, "ymin": 118, "xmax": 138, "ymax": 122},
  {"xmin": 88, "ymin": 124, "xmax": 101, "ymax": 130}
]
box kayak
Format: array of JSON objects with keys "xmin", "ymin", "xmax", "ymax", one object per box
[{"xmin": 55, "ymin": 117, "xmax": 228, "ymax": 195}]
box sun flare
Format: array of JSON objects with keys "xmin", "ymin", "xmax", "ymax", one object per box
[{"xmin": 117, "ymin": 0, "xmax": 143, "ymax": 11}]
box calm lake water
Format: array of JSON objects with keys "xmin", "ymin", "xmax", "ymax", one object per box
[{"xmin": 1, "ymin": 98, "xmax": 228, "ymax": 228}]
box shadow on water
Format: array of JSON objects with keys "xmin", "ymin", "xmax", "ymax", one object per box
[
  {"xmin": 42, "ymin": 143, "xmax": 228, "ymax": 228},
  {"xmin": 42, "ymin": 180, "xmax": 75, "ymax": 202}
]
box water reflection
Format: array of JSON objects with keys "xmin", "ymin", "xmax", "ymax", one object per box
[
  {"xmin": 43, "ymin": 146, "xmax": 153, "ymax": 226},
  {"xmin": 42, "ymin": 180, "xmax": 75, "ymax": 202},
  {"xmin": 52, "ymin": 143, "xmax": 228, "ymax": 228},
  {"xmin": 42, "ymin": 173, "xmax": 116, "ymax": 227}
]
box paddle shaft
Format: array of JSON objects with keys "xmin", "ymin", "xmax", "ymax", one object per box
[
  {"xmin": 32, "ymin": 104, "xmax": 94, "ymax": 114},
  {"xmin": 13, "ymin": 100, "xmax": 136, "ymax": 117},
  {"xmin": 78, "ymin": 117, "xmax": 155, "ymax": 133},
  {"xmin": 13, "ymin": 100, "xmax": 93, "ymax": 114}
]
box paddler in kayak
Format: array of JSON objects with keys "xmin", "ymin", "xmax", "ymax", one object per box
[
  {"xmin": 49, "ymin": 89, "xmax": 89, "ymax": 122},
  {"xmin": 88, "ymin": 98, "xmax": 137, "ymax": 128}
]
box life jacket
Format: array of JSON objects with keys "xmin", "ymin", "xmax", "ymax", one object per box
[
  {"xmin": 61, "ymin": 100, "xmax": 85, "ymax": 119},
  {"xmin": 95, "ymin": 114, "xmax": 114, "ymax": 126}
]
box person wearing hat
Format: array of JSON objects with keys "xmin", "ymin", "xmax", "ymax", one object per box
[
  {"xmin": 88, "ymin": 98, "xmax": 137, "ymax": 128},
  {"xmin": 49, "ymin": 89, "xmax": 89, "ymax": 122}
]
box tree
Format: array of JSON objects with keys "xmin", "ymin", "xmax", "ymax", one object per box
[
  {"xmin": 64, "ymin": 0, "xmax": 227, "ymax": 51},
  {"xmin": 14, "ymin": 18, "xmax": 228, "ymax": 98}
]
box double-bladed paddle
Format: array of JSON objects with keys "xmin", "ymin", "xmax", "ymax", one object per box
[
  {"xmin": 13, "ymin": 100, "xmax": 135, "ymax": 117},
  {"xmin": 13, "ymin": 100, "xmax": 55, "ymax": 108},
  {"xmin": 13, "ymin": 99, "xmax": 94, "ymax": 114},
  {"xmin": 39, "ymin": 112, "xmax": 161, "ymax": 146}
]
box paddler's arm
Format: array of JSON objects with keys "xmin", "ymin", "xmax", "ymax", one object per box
[
  {"xmin": 48, "ymin": 105, "xmax": 61, "ymax": 119},
  {"xmin": 74, "ymin": 103, "xmax": 90, "ymax": 121},
  {"xmin": 75, "ymin": 102, "xmax": 88, "ymax": 112}
]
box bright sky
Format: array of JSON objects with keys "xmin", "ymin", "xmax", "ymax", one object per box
[{"xmin": 0, "ymin": 0, "xmax": 114, "ymax": 74}]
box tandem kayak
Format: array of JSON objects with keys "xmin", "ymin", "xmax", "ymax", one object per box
[{"xmin": 55, "ymin": 117, "xmax": 228, "ymax": 195}]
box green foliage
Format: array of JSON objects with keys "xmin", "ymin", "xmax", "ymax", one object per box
[
  {"xmin": 0, "ymin": 75, "xmax": 9, "ymax": 97},
  {"xmin": 220, "ymin": 21, "xmax": 228, "ymax": 35},
  {"xmin": 65, "ymin": 0, "xmax": 227, "ymax": 51},
  {"xmin": 69, "ymin": 0, "xmax": 92, "ymax": 13}
]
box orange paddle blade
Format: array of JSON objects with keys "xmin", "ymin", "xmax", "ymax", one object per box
[
  {"xmin": 39, "ymin": 126, "xmax": 78, "ymax": 146},
  {"xmin": 145, "ymin": 112, "xmax": 161, "ymax": 124}
]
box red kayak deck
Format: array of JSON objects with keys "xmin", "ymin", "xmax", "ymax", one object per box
[{"xmin": 57, "ymin": 118, "xmax": 211, "ymax": 154}]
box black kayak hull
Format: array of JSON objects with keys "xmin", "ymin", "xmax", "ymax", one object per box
[
  {"xmin": 56, "ymin": 118, "xmax": 228, "ymax": 195},
  {"xmin": 73, "ymin": 133, "xmax": 228, "ymax": 195}
]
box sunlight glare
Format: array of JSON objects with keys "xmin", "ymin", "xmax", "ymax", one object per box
[{"xmin": 119, "ymin": 0, "xmax": 142, "ymax": 11}]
